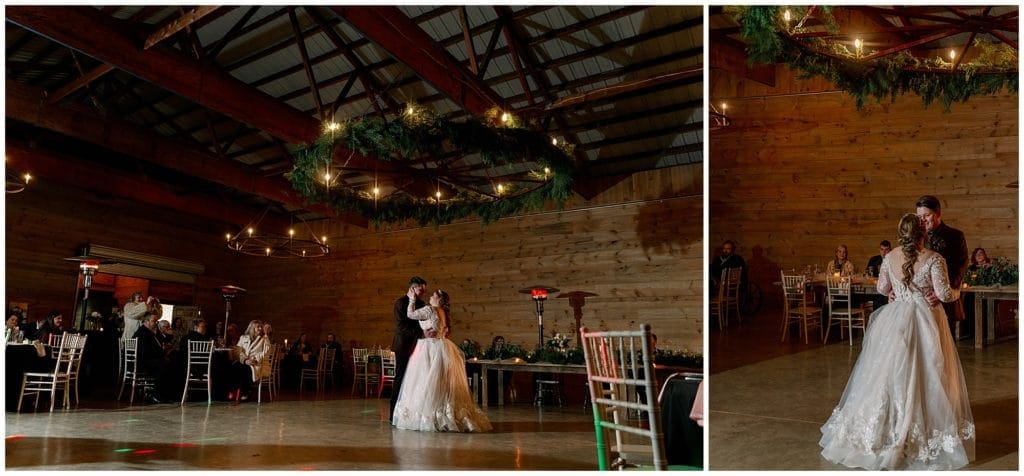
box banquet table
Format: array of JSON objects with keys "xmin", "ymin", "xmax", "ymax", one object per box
[
  {"xmin": 468, "ymin": 359, "xmax": 586, "ymax": 407},
  {"xmin": 659, "ymin": 374, "xmax": 703, "ymax": 468},
  {"xmin": 5, "ymin": 343, "xmax": 53, "ymax": 412},
  {"xmin": 963, "ymin": 285, "xmax": 1019, "ymax": 349}
]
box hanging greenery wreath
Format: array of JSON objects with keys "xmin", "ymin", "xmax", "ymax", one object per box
[
  {"xmin": 727, "ymin": 6, "xmax": 1018, "ymax": 110},
  {"xmin": 288, "ymin": 106, "xmax": 576, "ymax": 227}
]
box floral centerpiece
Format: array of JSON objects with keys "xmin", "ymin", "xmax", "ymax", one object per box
[
  {"xmin": 458, "ymin": 339, "xmax": 482, "ymax": 359},
  {"xmin": 964, "ymin": 257, "xmax": 1019, "ymax": 286}
]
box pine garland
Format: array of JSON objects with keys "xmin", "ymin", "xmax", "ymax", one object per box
[
  {"xmin": 288, "ymin": 108, "xmax": 576, "ymax": 227},
  {"xmin": 729, "ymin": 6, "xmax": 1019, "ymax": 110}
]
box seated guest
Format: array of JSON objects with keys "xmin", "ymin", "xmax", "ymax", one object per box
[
  {"xmin": 157, "ymin": 320, "xmax": 175, "ymax": 347},
  {"xmin": 968, "ymin": 247, "xmax": 992, "ymax": 273},
  {"xmin": 133, "ymin": 312, "xmax": 171, "ymax": 403},
  {"xmin": 322, "ymin": 333, "xmax": 343, "ymax": 380},
  {"xmin": 826, "ymin": 244, "xmax": 855, "ymax": 277},
  {"xmin": 6, "ymin": 313, "xmax": 20, "ymax": 342},
  {"xmin": 210, "ymin": 321, "xmax": 225, "ymax": 342},
  {"xmin": 262, "ymin": 322, "xmax": 277, "ymax": 345},
  {"xmin": 178, "ymin": 319, "xmax": 213, "ymax": 354},
  {"xmin": 171, "ymin": 317, "xmax": 188, "ymax": 349},
  {"xmin": 710, "ymin": 240, "xmax": 746, "ymax": 290},
  {"xmin": 865, "ymin": 240, "xmax": 892, "ymax": 277},
  {"xmin": 225, "ymin": 323, "xmax": 240, "ymax": 347},
  {"xmin": 37, "ymin": 310, "xmax": 65, "ymax": 346},
  {"xmin": 290, "ymin": 332, "xmax": 315, "ymax": 368},
  {"xmin": 229, "ymin": 320, "xmax": 269, "ymax": 402}
]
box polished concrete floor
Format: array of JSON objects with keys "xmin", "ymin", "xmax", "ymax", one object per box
[
  {"xmin": 6, "ymin": 391, "xmax": 599, "ymax": 470},
  {"xmin": 709, "ymin": 312, "xmax": 1019, "ymax": 470}
]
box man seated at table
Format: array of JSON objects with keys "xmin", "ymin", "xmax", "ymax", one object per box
[
  {"xmin": 865, "ymin": 240, "xmax": 891, "ymax": 278},
  {"xmin": 133, "ymin": 312, "xmax": 172, "ymax": 403},
  {"xmin": 710, "ymin": 240, "xmax": 746, "ymax": 293}
]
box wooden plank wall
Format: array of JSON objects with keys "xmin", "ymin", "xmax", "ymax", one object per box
[
  {"xmin": 230, "ymin": 164, "xmax": 704, "ymax": 354},
  {"xmin": 710, "ymin": 65, "xmax": 1019, "ymax": 308},
  {"xmin": 4, "ymin": 180, "xmax": 240, "ymax": 324},
  {"xmin": 5, "ymin": 164, "xmax": 703, "ymax": 354}
]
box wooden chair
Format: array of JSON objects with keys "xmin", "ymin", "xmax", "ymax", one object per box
[
  {"xmin": 300, "ymin": 348, "xmax": 336, "ymax": 394},
  {"xmin": 825, "ymin": 276, "xmax": 867, "ymax": 345},
  {"xmin": 712, "ymin": 268, "xmax": 742, "ymax": 329},
  {"xmin": 580, "ymin": 324, "xmax": 667, "ymax": 470},
  {"xmin": 350, "ymin": 348, "xmax": 369, "ymax": 395},
  {"xmin": 66, "ymin": 334, "xmax": 88, "ymax": 407},
  {"xmin": 257, "ymin": 344, "xmax": 278, "ymax": 403},
  {"xmin": 18, "ymin": 334, "xmax": 84, "ymax": 412},
  {"xmin": 377, "ymin": 350, "xmax": 396, "ymax": 398},
  {"xmin": 781, "ymin": 272, "xmax": 823, "ymax": 344},
  {"xmin": 181, "ymin": 339, "xmax": 214, "ymax": 405},
  {"xmin": 117, "ymin": 337, "xmax": 155, "ymax": 405}
]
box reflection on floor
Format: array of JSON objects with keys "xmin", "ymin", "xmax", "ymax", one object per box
[
  {"xmin": 5, "ymin": 393, "xmax": 598, "ymax": 470},
  {"xmin": 709, "ymin": 310, "xmax": 1019, "ymax": 470}
]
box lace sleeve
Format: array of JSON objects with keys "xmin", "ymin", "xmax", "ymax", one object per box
[
  {"xmin": 408, "ymin": 305, "xmax": 436, "ymax": 321},
  {"xmin": 930, "ymin": 254, "xmax": 960, "ymax": 303},
  {"xmin": 877, "ymin": 254, "xmax": 892, "ymax": 297}
]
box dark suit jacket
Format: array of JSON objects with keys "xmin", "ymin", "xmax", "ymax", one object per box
[
  {"xmin": 927, "ymin": 223, "xmax": 968, "ymax": 321},
  {"xmin": 133, "ymin": 326, "xmax": 166, "ymax": 370},
  {"xmin": 391, "ymin": 296, "xmax": 425, "ymax": 356},
  {"xmin": 866, "ymin": 255, "xmax": 884, "ymax": 277}
]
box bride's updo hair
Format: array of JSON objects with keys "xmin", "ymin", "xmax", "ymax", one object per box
[
  {"xmin": 435, "ymin": 290, "xmax": 452, "ymax": 332},
  {"xmin": 897, "ymin": 213, "xmax": 927, "ymax": 287}
]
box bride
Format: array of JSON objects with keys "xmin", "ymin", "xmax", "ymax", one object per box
[
  {"xmin": 392, "ymin": 289, "xmax": 492, "ymax": 432},
  {"xmin": 820, "ymin": 213, "xmax": 974, "ymax": 470}
]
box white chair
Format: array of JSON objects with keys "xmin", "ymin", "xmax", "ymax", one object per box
[
  {"xmin": 377, "ymin": 350, "xmax": 396, "ymax": 397},
  {"xmin": 351, "ymin": 348, "xmax": 370, "ymax": 395},
  {"xmin": 257, "ymin": 344, "xmax": 278, "ymax": 403},
  {"xmin": 781, "ymin": 272, "xmax": 823, "ymax": 344},
  {"xmin": 301, "ymin": 348, "xmax": 336, "ymax": 394},
  {"xmin": 712, "ymin": 268, "xmax": 741, "ymax": 330},
  {"xmin": 48, "ymin": 333, "xmax": 64, "ymax": 359},
  {"xmin": 181, "ymin": 339, "xmax": 214, "ymax": 405},
  {"xmin": 117, "ymin": 337, "xmax": 155, "ymax": 405},
  {"xmin": 580, "ymin": 324, "xmax": 666, "ymax": 470},
  {"xmin": 18, "ymin": 334, "xmax": 84, "ymax": 412},
  {"xmin": 65, "ymin": 334, "xmax": 88, "ymax": 407},
  {"xmin": 825, "ymin": 276, "xmax": 867, "ymax": 345}
]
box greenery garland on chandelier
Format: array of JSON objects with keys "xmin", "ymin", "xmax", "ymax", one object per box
[
  {"xmin": 728, "ymin": 6, "xmax": 1018, "ymax": 110},
  {"xmin": 288, "ymin": 106, "xmax": 576, "ymax": 227}
]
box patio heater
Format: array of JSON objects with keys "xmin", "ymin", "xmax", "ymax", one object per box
[
  {"xmin": 519, "ymin": 285, "xmax": 559, "ymax": 349},
  {"xmin": 64, "ymin": 254, "xmax": 114, "ymax": 332},
  {"xmin": 216, "ymin": 285, "xmax": 247, "ymax": 342}
]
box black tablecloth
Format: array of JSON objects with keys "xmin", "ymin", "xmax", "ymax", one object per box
[
  {"xmin": 6, "ymin": 344, "xmax": 54, "ymax": 412},
  {"xmin": 661, "ymin": 377, "xmax": 703, "ymax": 468}
]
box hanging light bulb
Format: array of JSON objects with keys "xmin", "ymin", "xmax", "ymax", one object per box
[
  {"xmin": 322, "ymin": 236, "xmax": 328, "ymax": 243},
  {"xmin": 500, "ymin": 112, "xmax": 508, "ymax": 123},
  {"xmin": 551, "ymin": 137, "xmax": 558, "ymax": 146},
  {"xmin": 435, "ymin": 190, "xmax": 442, "ymax": 199},
  {"xmin": 854, "ymin": 38, "xmax": 863, "ymax": 58},
  {"xmin": 543, "ymin": 167, "xmax": 551, "ymax": 175},
  {"xmin": 372, "ymin": 186, "xmax": 380, "ymax": 196},
  {"xmin": 225, "ymin": 233, "xmax": 231, "ymax": 241},
  {"xmin": 949, "ymin": 49, "xmax": 956, "ymax": 61},
  {"xmin": 288, "ymin": 229, "xmax": 295, "ymax": 237},
  {"xmin": 247, "ymin": 227, "xmax": 254, "ymax": 236},
  {"xmin": 497, "ymin": 183, "xmax": 505, "ymax": 194},
  {"xmin": 265, "ymin": 248, "xmax": 271, "ymax": 256},
  {"xmin": 22, "ymin": 173, "xmax": 32, "ymax": 184}
]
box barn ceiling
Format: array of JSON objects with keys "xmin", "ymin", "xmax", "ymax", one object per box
[{"xmin": 6, "ymin": 5, "xmax": 704, "ymax": 228}]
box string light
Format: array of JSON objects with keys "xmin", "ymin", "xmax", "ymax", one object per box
[
  {"xmin": 288, "ymin": 229, "xmax": 295, "ymax": 237},
  {"xmin": 22, "ymin": 173, "xmax": 31, "ymax": 184},
  {"xmin": 496, "ymin": 183, "xmax": 505, "ymax": 194},
  {"xmin": 949, "ymin": 49, "xmax": 956, "ymax": 61},
  {"xmin": 247, "ymin": 228, "xmax": 254, "ymax": 236},
  {"xmin": 854, "ymin": 38, "xmax": 863, "ymax": 58},
  {"xmin": 225, "ymin": 233, "xmax": 231, "ymax": 241},
  {"xmin": 783, "ymin": 9, "xmax": 791, "ymax": 23},
  {"xmin": 551, "ymin": 137, "xmax": 558, "ymax": 146},
  {"xmin": 500, "ymin": 112, "xmax": 508, "ymax": 123}
]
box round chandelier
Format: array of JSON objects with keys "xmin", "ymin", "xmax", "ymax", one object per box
[
  {"xmin": 225, "ymin": 207, "xmax": 329, "ymax": 258},
  {"xmin": 287, "ymin": 104, "xmax": 576, "ymax": 227}
]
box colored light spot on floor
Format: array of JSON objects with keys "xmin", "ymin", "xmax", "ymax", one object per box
[
  {"xmin": 297, "ymin": 465, "xmax": 317, "ymax": 471},
  {"xmin": 91, "ymin": 422, "xmax": 115, "ymax": 428},
  {"xmin": 114, "ymin": 448, "xmax": 134, "ymax": 453},
  {"xmin": 194, "ymin": 437, "xmax": 228, "ymax": 442},
  {"xmin": 133, "ymin": 449, "xmax": 157, "ymax": 455},
  {"xmin": 171, "ymin": 443, "xmax": 198, "ymax": 448},
  {"xmin": 5, "ymin": 435, "xmax": 26, "ymax": 441},
  {"xmin": 123, "ymin": 419, "xmax": 143, "ymax": 422}
]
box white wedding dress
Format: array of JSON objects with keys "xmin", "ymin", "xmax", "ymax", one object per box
[
  {"xmin": 392, "ymin": 305, "xmax": 492, "ymax": 432},
  {"xmin": 820, "ymin": 249, "xmax": 974, "ymax": 470}
]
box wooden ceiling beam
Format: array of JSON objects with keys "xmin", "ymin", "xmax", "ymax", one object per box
[
  {"xmin": 288, "ymin": 7, "xmax": 325, "ymax": 121},
  {"xmin": 144, "ymin": 6, "xmax": 221, "ymax": 50},
  {"xmin": 7, "ymin": 6, "xmax": 316, "ymax": 143},
  {"xmin": 6, "ymin": 81, "xmax": 367, "ymax": 228},
  {"xmin": 331, "ymin": 6, "xmax": 506, "ymax": 115},
  {"xmin": 5, "ymin": 141, "xmax": 289, "ymax": 231},
  {"xmin": 546, "ymin": 66, "xmax": 702, "ymax": 112}
]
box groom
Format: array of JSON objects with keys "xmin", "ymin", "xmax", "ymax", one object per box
[
  {"xmin": 915, "ymin": 195, "xmax": 968, "ymax": 337},
  {"xmin": 390, "ymin": 276, "xmax": 427, "ymax": 423}
]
